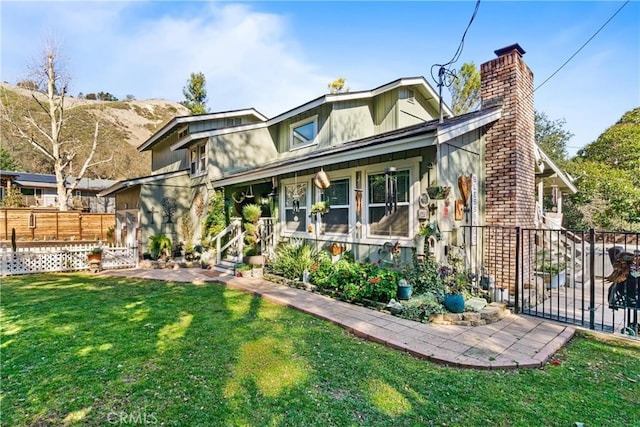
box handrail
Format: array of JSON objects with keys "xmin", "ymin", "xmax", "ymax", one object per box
[{"xmin": 213, "ymin": 219, "xmax": 243, "ymax": 266}]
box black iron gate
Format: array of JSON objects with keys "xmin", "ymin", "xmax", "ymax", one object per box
[{"xmin": 462, "ymin": 226, "xmax": 639, "ymax": 338}]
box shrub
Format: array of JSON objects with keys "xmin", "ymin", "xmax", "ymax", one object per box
[
  {"xmin": 269, "ymin": 239, "xmax": 318, "ymax": 281},
  {"xmin": 397, "ymin": 293, "xmax": 445, "ymax": 323},
  {"xmin": 148, "ymin": 235, "xmax": 172, "ymax": 260},
  {"xmin": 404, "ymin": 257, "xmax": 443, "ymax": 295}
]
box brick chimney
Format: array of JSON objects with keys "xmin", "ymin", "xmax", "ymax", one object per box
[
  {"xmin": 480, "ymin": 44, "xmax": 536, "ymax": 294},
  {"xmin": 481, "ymin": 44, "xmax": 536, "ymax": 229}
]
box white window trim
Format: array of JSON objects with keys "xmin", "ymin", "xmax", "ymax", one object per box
[
  {"xmin": 289, "ymin": 115, "xmax": 318, "ymax": 151},
  {"xmin": 281, "ymin": 178, "xmax": 311, "ymax": 236},
  {"xmin": 364, "ymin": 161, "xmax": 419, "ymax": 240},
  {"xmin": 314, "ymin": 175, "xmax": 353, "ymax": 236},
  {"xmin": 189, "ymin": 141, "xmax": 208, "ymax": 177}
]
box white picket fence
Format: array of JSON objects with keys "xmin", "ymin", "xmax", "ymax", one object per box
[{"xmin": 0, "ymin": 244, "xmax": 138, "ymax": 276}]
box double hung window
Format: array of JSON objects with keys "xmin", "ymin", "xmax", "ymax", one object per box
[
  {"xmin": 367, "ymin": 170, "xmax": 410, "ymax": 237},
  {"xmin": 322, "ymin": 178, "xmax": 349, "ymax": 234},
  {"xmin": 284, "ymin": 183, "xmax": 307, "ymax": 232},
  {"xmin": 190, "ymin": 143, "xmax": 207, "ymax": 175}
]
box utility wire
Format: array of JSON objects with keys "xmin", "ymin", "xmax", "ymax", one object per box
[
  {"xmin": 534, "ymin": 0, "xmax": 630, "ymax": 93},
  {"xmin": 430, "ymin": 0, "xmax": 481, "ymax": 84}
]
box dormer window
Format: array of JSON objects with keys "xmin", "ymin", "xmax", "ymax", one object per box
[{"xmin": 290, "ymin": 116, "xmax": 318, "ymax": 150}]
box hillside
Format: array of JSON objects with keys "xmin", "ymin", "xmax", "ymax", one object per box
[{"xmin": 0, "ymin": 83, "xmax": 189, "ymax": 180}]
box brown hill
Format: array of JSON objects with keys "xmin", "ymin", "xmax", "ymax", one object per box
[{"xmin": 0, "ymin": 83, "xmax": 189, "ymax": 180}]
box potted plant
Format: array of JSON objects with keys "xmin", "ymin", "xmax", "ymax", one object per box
[
  {"xmin": 536, "ymin": 262, "xmax": 567, "ymax": 289},
  {"xmin": 236, "ymin": 263, "xmax": 253, "ymax": 277},
  {"xmin": 310, "ymin": 200, "xmax": 330, "ymax": 215},
  {"xmin": 149, "ymin": 234, "xmax": 172, "ymax": 260},
  {"xmin": 88, "ymin": 246, "xmax": 103, "ymax": 262},
  {"xmin": 414, "ymin": 222, "xmax": 440, "ymax": 256},
  {"xmin": 397, "ymin": 278, "xmax": 413, "ymax": 300},
  {"xmin": 87, "ymin": 247, "xmax": 103, "ymax": 272},
  {"xmin": 440, "ymin": 250, "xmax": 468, "ymax": 313},
  {"xmin": 242, "ymin": 204, "xmax": 264, "ymax": 266}
]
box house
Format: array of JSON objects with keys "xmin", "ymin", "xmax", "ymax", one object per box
[
  {"xmin": 101, "ymin": 44, "xmax": 575, "ymax": 272},
  {"xmin": 0, "ymin": 171, "xmax": 116, "ymax": 213}
]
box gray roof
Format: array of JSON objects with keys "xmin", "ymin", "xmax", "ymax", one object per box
[{"xmin": 0, "ymin": 171, "xmax": 116, "ymax": 191}]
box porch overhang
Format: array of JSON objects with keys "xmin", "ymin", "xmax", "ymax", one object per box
[
  {"xmin": 211, "ymin": 132, "xmax": 437, "ymax": 188},
  {"xmin": 98, "ymin": 170, "xmax": 189, "ymax": 197},
  {"xmin": 534, "ymin": 145, "xmax": 577, "ymax": 194}
]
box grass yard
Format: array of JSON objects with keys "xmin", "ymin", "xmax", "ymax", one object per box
[{"xmin": 2, "ymin": 274, "xmax": 639, "ymax": 426}]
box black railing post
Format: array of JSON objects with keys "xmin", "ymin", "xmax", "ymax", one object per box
[
  {"xmin": 514, "ymin": 226, "xmax": 521, "ymax": 313},
  {"xmin": 589, "ymin": 228, "xmax": 596, "ymax": 330}
]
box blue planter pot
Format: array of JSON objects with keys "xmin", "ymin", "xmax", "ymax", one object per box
[
  {"xmin": 444, "ymin": 294, "xmax": 465, "ymax": 313},
  {"xmin": 397, "ymin": 285, "xmax": 413, "ymax": 300}
]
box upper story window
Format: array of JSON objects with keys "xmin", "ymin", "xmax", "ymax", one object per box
[
  {"xmin": 225, "ymin": 118, "xmax": 241, "ymax": 127},
  {"xmin": 367, "ymin": 170, "xmax": 410, "ymax": 237},
  {"xmin": 290, "ymin": 116, "xmax": 318, "ymax": 150},
  {"xmin": 190, "ymin": 142, "xmax": 207, "ymax": 176}
]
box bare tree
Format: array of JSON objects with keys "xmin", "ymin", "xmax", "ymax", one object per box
[{"xmin": 0, "ymin": 41, "xmax": 111, "ymax": 211}]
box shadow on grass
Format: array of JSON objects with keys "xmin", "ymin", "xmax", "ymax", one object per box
[{"xmin": 2, "ymin": 273, "xmax": 640, "ymax": 426}]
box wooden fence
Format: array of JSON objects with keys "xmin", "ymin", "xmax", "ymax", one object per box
[{"xmin": 0, "ymin": 208, "xmax": 114, "ymax": 241}]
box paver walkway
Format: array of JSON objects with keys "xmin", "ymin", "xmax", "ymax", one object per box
[{"xmin": 104, "ymin": 268, "xmax": 575, "ymax": 369}]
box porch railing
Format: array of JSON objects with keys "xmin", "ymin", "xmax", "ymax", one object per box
[{"xmin": 462, "ymin": 225, "xmax": 639, "ymax": 338}]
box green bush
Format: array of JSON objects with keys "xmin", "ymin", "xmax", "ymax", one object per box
[
  {"xmin": 310, "ymin": 258, "xmax": 399, "ymax": 303},
  {"xmin": 268, "ymin": 239, "xmax": 319, "ymax": 281},
  {"xmin": 148, "ymin": 235, "xmax": 172, "ymax": 260},
  {"xmin": 404, "ymin": 257, "xmax": 444, "ymax": 295},
  {"xmin": 396, "ymin": 293, "xmax": 445, "ymax": 323}
]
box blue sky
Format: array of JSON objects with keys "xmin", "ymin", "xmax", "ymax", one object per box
[{"xmin": 1, "ymin": 1, "xmax": 638, "ymax": 156}]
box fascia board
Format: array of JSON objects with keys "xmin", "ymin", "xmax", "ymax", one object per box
[
  {"xmin": 170, "ymin": 122, "xmax": 268, "ymax": 151},
  {"xmin": 535, "ymin": 144, "xmax": 578, "ymax": 194},
  {"xmin": 98, "ymin": 170, "xmax": 188, "ymax": 197},
  {"xmin": 139, "ymin": 108, "xmax": 268, "ymax": 152},
  {"xmin": 436, "ymin": 109, "xmax": 502, "ymax": 144}
]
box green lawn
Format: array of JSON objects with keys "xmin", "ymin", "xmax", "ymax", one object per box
[{"xmin": 2, "ymin": 274, "xmax": 639, "ymax": 426}]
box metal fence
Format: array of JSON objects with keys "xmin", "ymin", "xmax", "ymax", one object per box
[
  {"xmin": 1, "ymin": 244, "xmax": 138, "ymax": 276},
  {"xmin": 462, "ymin": 226, "xmax": 639, "ymax": 338}
]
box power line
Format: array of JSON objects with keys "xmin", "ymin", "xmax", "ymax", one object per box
[
  {"xmin": 534, "ymin": 0, "xmax": 630, "ymax": 93},
  {"xmin": 431, "ymin": 0, "xmax": 481, "ymax": 123}
]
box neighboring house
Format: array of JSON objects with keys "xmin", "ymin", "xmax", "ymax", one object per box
[
  {"xmin": 101, "ymin": 44, "xmax": 575, "ymax": 269},
  {"xmin": 0, "ymin": 171, "xmax": 116, "ymax": 213}
]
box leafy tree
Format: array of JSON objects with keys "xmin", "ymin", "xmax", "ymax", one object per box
[
  {"xmin": 0, "ymin": 146, "xmax": 22, "ymax": 171},
  {"xmin": 328, "ymin": 78, "xmax": 349, "ymax": 94},
  {"xmin": 577, "ymin": 108, "xmax": 640, "ymax": 185},
  {"xmin": 535, "ymin": 111, "xmax": 572, "ymax": 165},
  {"xmin": 0, "ymin": 187, "xmax": 26, "ymax": 207},
  {"xmin": 0, "ymin": 41, "xmax": 111, "ymax": 211},
  {"xmin": 84, "ymin": 93, "xmax": 97, "ymax": 100},
  {"xmin": 16, "ymin": 79, "xmax": 40, "ymax": 91},
  {"xmin": 448, "ymin": 62, "xmax": 480, "ymax": 115},
  {"xmin": 97, "ymin": 91, "xmax": 118, "ymax": 101},
  {"xmin": 564, "ymin": 107, "xmax": 640, "ymax": 231},
  {"xmin": 181, "ymin": 72, "xmax": 208, "ymax": 115}
]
